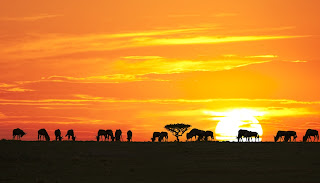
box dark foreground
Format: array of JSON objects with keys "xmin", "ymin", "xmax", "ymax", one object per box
[{"xmin": 1, "ymin": 141, "xmax": 320, "ymax": 183}]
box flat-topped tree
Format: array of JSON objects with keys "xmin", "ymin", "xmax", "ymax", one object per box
[{"xmin": 164, "ymin": 123, "xmax": 191, "ymax": 142}]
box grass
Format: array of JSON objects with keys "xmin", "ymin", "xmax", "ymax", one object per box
[{"xmin": 0, "ymin": 140, "xmax": 319, "ymax": 183}]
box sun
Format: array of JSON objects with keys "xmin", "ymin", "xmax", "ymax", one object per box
[{"xmin": 204, "ymin": 109, "xmax": 264, "ymax": 141}]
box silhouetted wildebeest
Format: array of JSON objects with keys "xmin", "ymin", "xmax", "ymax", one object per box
[
  {"xmin": 13, "ymin": 128, "xmax": 26, "ymax": 140},
  {"xmin": 66, "ymin": 129, "xmax": 76, "ymax": 141},
  {"xmin": 151, "ymin": 132, "xmax": 161, "ymax": 142},
  {"xmin": 159, "ymin": 132, "xmax": 168, "ymax": 142},
  {"xmin": 204, "ymin": 131, "xmax": 214, "ymax": 141},
  {"xmin": 105, "ymin": 129, "xmax": 114, "ymax": 141},
  {"xmin": 186, "ymin": 128, "xmax": 201, "ymax": 141},
  {"xmin": 197, "ymin": 130, "xmax": 206, "ymax": 141},
  {"xmin": 97, "ymin": 129, "xmax": 107, "ymax": 141},
  {"xmin": 303, "ymin": 129, "xmax": 319, "ymax": 142},
  {"xmin": 186, "ymin": 132, "xmax": 194, "ymax": 141},
  {"xmin": 245, "ymin": 131, "xmax": 259, "ymax": 142},
  {"xmin": 237, "ymin": 129, "xmax": 249, "ymax": 142},
  {"xmin": 38, "ymin": 129, "xmax": 50, "ymax": 141},
  {"xmin": 274, "ymin": 131, "xmax": 286, "ymax": 142},
  {"xmin": 284, "ymin": 131, "xmax": 297, "ymax": 142},
  {"xmin": 54, "ymin": 129, "xmax": 62, "ymax": 141},
  {"xmin": 115, "ymin": 129, "xmax": 122, "ymax": 141},
  {"xmin": 275, "ymin": 131, "xmax": 297, "ymax": 142},
  {"xmin": 127, "ymin": 130, "xmax": 133, "ymax": 142}
]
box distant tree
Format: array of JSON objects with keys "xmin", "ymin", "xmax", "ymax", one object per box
[{"xmin": 164, "ymin": 123, "xmax": 191, "ymax": 142}]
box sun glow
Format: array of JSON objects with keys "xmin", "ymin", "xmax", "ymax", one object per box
[{"xmin": 204, "ymin": 109, "xmax": 264, "ymax": 141}]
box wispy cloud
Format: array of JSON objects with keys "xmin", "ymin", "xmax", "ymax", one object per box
[
  {"xmin": 121, "ymin": 56, "xmax": 164, "ymax": 60},
  {"xmin": 245, "ymin": 55, "xmax": 278, "ymax": 58},
  {"xmin": 0, "ymin": 14, "xmax": 62, "ymax": 21},
  {"xmin": 0, "ymin": 97, "xmax": 319, "ymax": 106},
  {"xmin": 213, "ymin": 13, "xmax": 238, "ymax": 17},
  {"xmin": 0, "ymin": 83, "xmax": 34, "ymax": 92},
  {"xmin": 0, "ymin": 25, "xmax": 308, "ymax": 59},
  {"xmin": 112, "ymin": 58, "xmax": 271, "ymax": 75},
  {"xmin": 41, "ymin": 74, "xmax": 167, "ymax": 83},
  {"xmin": 291, "ymin": 60, "xmax": 308, "ymax": 63},
  {"xmin": 140, "ymin": 35, "xmax": 307, "ymax": 46}
]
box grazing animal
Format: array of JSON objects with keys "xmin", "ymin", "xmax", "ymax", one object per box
[
  {"xmin": 66, "ymin": 129, "xmax": 76, "ymax": 141},
  {"xmin": 285, "ymin": 131, "xmax": 297, "ymax": 142},
  {"xmin": 186, "ymin": 132, "xmax": 194, "ymax": 141},
  {"xmin": 54, "ymin": 129, "xmax": 62, "ymax": 141},
  {"xmin": 127, "ymin": 130, "xmax": 133, "ymax": 142},
  {"xmin": 197, "ymin": 130, "xmax": 206, "ymax": 141},
  {"xmin": 204, "ymin": 131, "xmax": 214, "ymax": 141},
  {"xmin": 187, "ymin": 128, "xmax": 203, "ymax": 141},
  {"xmin": 151, "ymin": 132, "xmax": 161, "ymax": 142},
  {"xmin": 274, "ymin": 131, "xmax": 287, "ymax": 142},
  {"xmin": 115, "ymin": 129, "xmax": 122, "ymax": 141},
  {"xmin": 237, "ymin": 129, "xmax": 249, "ymax": 142},
  {"xmin": 106, "ymin": 129, "xmax": 114, "ymax": 141},
  {"xmin": 245, "ymin": 131, "xmax": 259, "ymax": 142},
  {"xmin": 38, "ymin": 129, "xmax": 50, "ymax": 141},
  {"xmin": 97, "ymin": 129, "xmax": 107, "ymax": 141},
  {"xmin": 303, "ymin": 129, "xmax": 319, "ymax": 142},
  {"xmin": 13, "ymin": 128, "xmax": 26, "ymax": 140},
  {"xmin": 275, "ymin": 131, "xmax": 297, "ymax": 142},
  {"xmin": 159, "ymin": 132, "xmax": 168, "ymax": 142}
]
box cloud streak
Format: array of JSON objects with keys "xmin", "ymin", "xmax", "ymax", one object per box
[
  {"xmin": 0, "ymin": 14, "xmax": 62, "ymax": 21},
  {"xmin": 0, "ymin": 25, "xmax": 308, "ymax": 59}
]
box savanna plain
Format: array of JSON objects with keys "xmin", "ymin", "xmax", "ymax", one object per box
[{"xmin": 1, "ymin": 141, "xmax": 319, "ymax": 183}]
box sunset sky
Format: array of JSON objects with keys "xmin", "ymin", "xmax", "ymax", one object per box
[{"xmin": 1, "ymin": 0, "xmax": 320, "ymax": 141}]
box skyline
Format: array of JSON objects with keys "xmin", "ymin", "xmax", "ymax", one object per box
[{"xmin": 1, "ymin": 0, "xmax": 320, "ymax": 141}]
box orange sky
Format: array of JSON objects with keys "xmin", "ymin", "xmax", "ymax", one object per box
[{"xmin": 0, "ymin": 0, "xmax": 320, "ymax": 141}]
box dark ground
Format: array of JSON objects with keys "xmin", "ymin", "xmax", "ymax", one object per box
[{"xmin": 0, "ymin": 141, "xmax": 320, "ymax": 183}]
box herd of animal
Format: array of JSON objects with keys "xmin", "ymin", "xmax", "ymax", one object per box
[
  {"xmin": 12, "ymin": 128, "xmax": 133, "ymax": 142},
  {"xmin": 11, "ymin": 127, "xmax": 320, "ymax": 142},
  {"xmin": 186, "ymin": 128, "xmax": 214, "ymax": 141}
]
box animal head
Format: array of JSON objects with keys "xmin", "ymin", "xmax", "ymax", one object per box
[
  {"xmin": 303, "ymin": 136, "xmax": 307, "ymax": 142},
  {"xmin": 46, "ymin": 135, "xmax": 50, "ymax": 141},
  {"xmin": 186, "ymin": 133, "xmax": 192, "ymax": 139},
  {"xmin": 274, "ymin": 136, "xmax": 278, "ymax": 142},
  {"xmin": 21, "ymin": 131, "xmax": 26, "ymax": 137}
]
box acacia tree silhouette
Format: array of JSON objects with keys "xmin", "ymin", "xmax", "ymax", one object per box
[{"xmin": 164, "ymin": 123, "xmax": 191, "ymax": 142}]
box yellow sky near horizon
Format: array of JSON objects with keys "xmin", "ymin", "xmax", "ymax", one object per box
[{"xmin": 0, "ymin": 0, "xmax": 320, "ymax": 141}]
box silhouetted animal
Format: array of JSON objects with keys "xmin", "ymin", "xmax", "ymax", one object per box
[
  {"xmin": 151, "ymin": 132, "xmax": 161, "ymax": 142},
  {"xmin": 204, "ymin": 131, "xmax": 214, "ymax": 141},
  {"xmin": 115, "ymin": 129, "xmax": 122, "ymax": 141},
  {"xmin": 127, "ymin": 130, "xmax": 132, "ymax": 142},
  {"xmin": 66, "ymin": 129, "xmax": 76, "ymax": 141},
  {"xmin": 97, "ymin": 129, "xmax": 107, "ymax": 141},
  {"xmin": 187, "ymin": 128, "xmax": 202, "ymax": 141},
  {"xmin": 106, "ymin": 129, "xmax": 114, "ymax": 141},
  {"xmin": 245, "ymin": 131, "xmax": 259, "ymax": 142},
  {"xmin": 285, "ymin": 131, "xmax": 297, "ymax": 142},
  {"xmin": 197, "ymin": 130, "xmax": 206, "ymax": 141},
  {"xmin": 159, "ymin": 132, "xmax": 168, "ymax": 142},
  {"xmin": 54, "ymin": 129, "xmax": 62, "ymax": 141},
  {"xmin": 38, "ymin": 129, "xmax": 50, "ymax": 141},
  {"xmin": 237, "ymin": 129, "xmax": 249, "ymax": 142},
  {"xmin": 275, "ymin": 131, "xmax": 297, "ymax": 142},
  {"xmin": 13, "ymin": 128, "xmax": 26, "ymax": 140},
  {"xmin": 186, "ymin": 132, "xmax": 194, "ymax": 141},
  {"xmin": 303, "ymin": 129, "xmax": 319, "ymax": 142},
  {"xmin": 274, "ymin": 131, "xmax": 286, "ymax": 142}
]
